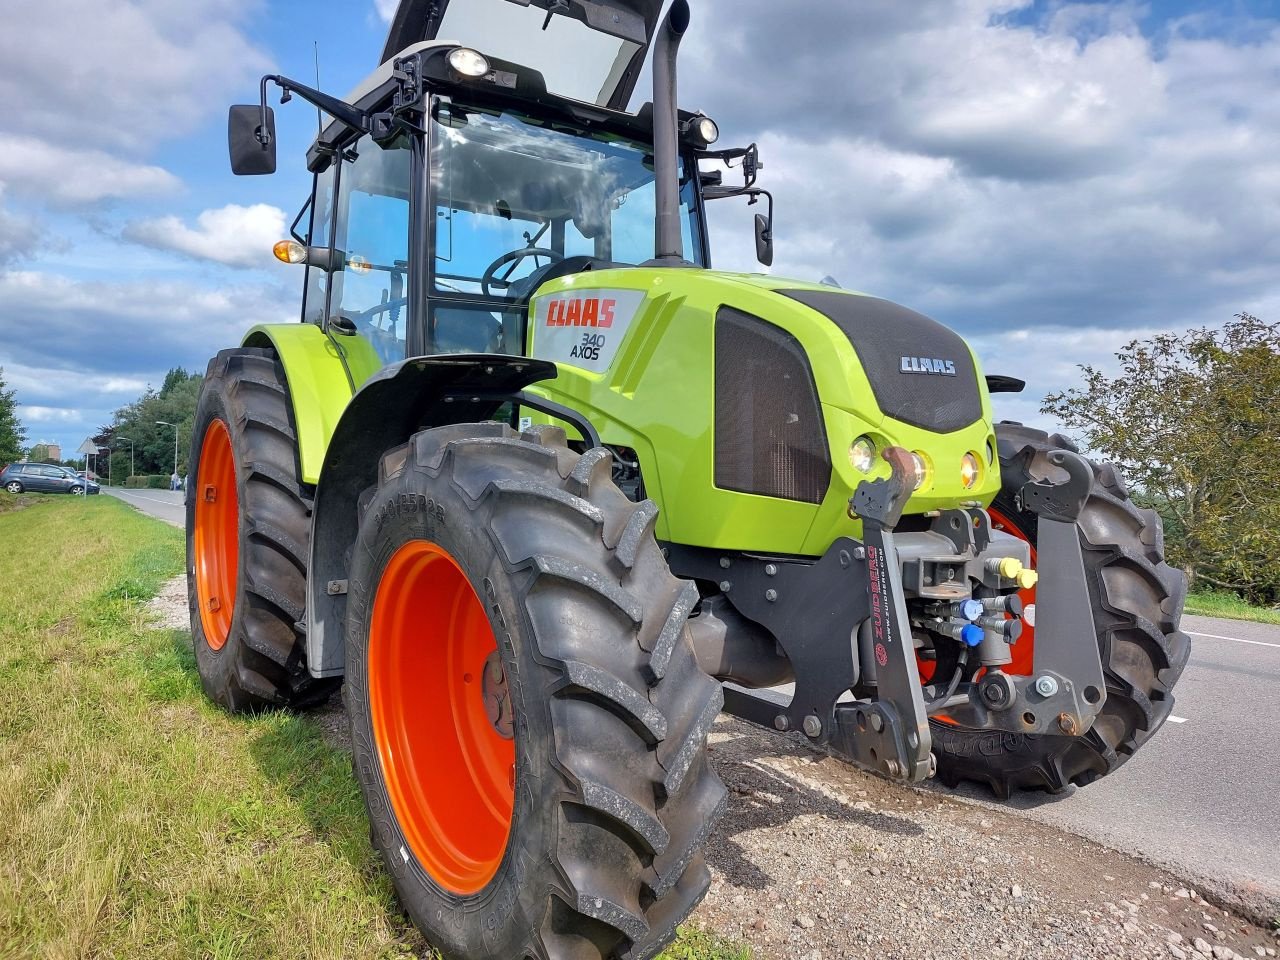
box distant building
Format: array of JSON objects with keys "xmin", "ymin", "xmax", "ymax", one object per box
[{"xmin": 46, "ymin": 443, "xmax": 61, "ymax": 462}]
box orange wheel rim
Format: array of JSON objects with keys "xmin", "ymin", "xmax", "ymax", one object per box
[
  {"xmin": 193, "ymin": 419, "xmax": 239, "ymax": 651},
  {"xmin": 369, "ymin": 540, "xmax": 515, "ymax": 895}
]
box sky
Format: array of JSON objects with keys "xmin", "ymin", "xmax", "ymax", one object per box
[{"xmin": 1, "ymin": 0, "xmax": 1278, "ymax": 456}]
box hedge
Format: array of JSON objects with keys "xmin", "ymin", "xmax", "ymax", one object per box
[{"xmin": 124, "ymin": 475, "xmax": 172, "ymax": 489}]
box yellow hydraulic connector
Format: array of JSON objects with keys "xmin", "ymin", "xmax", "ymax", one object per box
[
  {"xmin": 1016, "ymin": 568, "xmax": 1039, "ymax": 590},
  {"xmin": 986, "ymin": 556, "xmax": 1024, "ymax": 580}
]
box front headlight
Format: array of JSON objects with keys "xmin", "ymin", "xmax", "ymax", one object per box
[
  {"xmin": 849, "ymin": 436, "xmax": 876, "ymax": 473},
  {"xmin": 909, "ymin": 451, "xmax": 930, "ymax": 490},
  {"xmin": 960, "ymin": 452, "xmax": 981, "ymax": 489}
]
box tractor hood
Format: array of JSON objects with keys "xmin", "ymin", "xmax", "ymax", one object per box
[{"xmin": 381, "ymin": 0, "xmax": 662, "ymax": 109}]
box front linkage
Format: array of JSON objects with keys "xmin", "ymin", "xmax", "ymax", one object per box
[{"xmin": 670, "ymin": 446, "xmax": 1107, "ymax": 783}]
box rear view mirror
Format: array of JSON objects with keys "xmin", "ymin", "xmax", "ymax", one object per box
[
  {"xmin": 228, "ymin": 105, "xmax": 276, "ymax": 175},
  {"xmin": 754, "ymin": 212, "xmax": 774, "ymax": 267}
]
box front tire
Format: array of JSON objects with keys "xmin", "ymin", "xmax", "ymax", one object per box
[
  {"xmin": 345, "ymin": 422, "xmax": 726, "ymax": 960},
  {"xmin": 931, "ymin": 424, "xmax": 1191, "ymax": 797},
  {"xmin": 186, "ymin": 348, "xmax": 338, "ymax": 712}
]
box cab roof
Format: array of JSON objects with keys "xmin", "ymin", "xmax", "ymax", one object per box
[{"xmin": 380, "ymin": 0, "xmax": 662, "ymax": 109}]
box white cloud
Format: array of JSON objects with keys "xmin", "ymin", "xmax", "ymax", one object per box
[
  {"xmin": 375, "ymin": 0, "xmax": 399, "ymax": 23},
  {"xmin": 0, "ymin": 186, "xmax": 40, "ymax": 265},
  {"xmin": 123, "ymin": 204, "xmax": 289, "ymax": 269},
  {"xmin": 0, "ymin": 0, "xmax": 269, "ymax": 154},
  {"xmin": 21, "ymin": 406, "xmax": 84, "ymax": 424},
  {"xmin": 682, "ymin": 0, "xmax": 1280, "ymax": 428},
  {"xmin": 0, "ymin": 136, "xmax": 179, "ymax": 206},
  {"xmin": 0, "ymin": 272, "xmax": 296, "ymax": 457},
  {"xmin": 100, "ymin": 377, "xmax": 151, "ymax": 394},
  {"xmin": 0, "ymin": 269, "xmax": 295, "ymax": 378}
]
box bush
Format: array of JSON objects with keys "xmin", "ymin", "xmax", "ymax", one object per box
[{"xmin": 124, "ymin": 475, "xmax": 171, "ymax": 490}]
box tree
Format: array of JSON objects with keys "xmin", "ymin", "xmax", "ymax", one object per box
[
  {"xmin": 1042, "ymin": 313, "xmax": 1280, "ymax": 602},
  {"xmin": 106, "ymin": 367, "xmax": 202, "ymax": 477},
  {"xmin": 0, "ymin": 367, "xmax": 26, "ymax": 469}
]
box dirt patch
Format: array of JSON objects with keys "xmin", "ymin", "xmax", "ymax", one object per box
[
  {"xmin": 313, "ymin": 697, "xmax": 351, "ymax": 752},
  {"xmin": 691, "ymin": 717, "xmax": 1277, "ymax": 960},
  {"xmin": 144, "ymin": 574, "xmax": 188, "ymax": 630},
  {"xmin": 0, "ymin": 494, "xmax": 47, "ymax": 515}
]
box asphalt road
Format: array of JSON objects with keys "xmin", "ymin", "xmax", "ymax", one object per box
[
  {"xmin": 103, "ymin": 487, "xmax": 185, "ymax": 528},
  {"xmin": 103, "ymin": 486, "xmax": 1278, "ymax": 912},
  {"xmin": 954, "ymin": 613, "xmax": 1280, "ymax": 915}
]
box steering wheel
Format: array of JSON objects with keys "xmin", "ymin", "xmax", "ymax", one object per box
[
  {"xmin": 481, "ymin": 247, "xmax": 563, "ymax": 299},
  {"xmin": 355, "ymin": 298, "xmax": 409, "ymax": 327}
]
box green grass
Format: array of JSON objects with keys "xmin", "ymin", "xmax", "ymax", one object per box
[
  {"xmin": 0, "ymin": 495, "xmax": 744, "ymax": 960},
  {"xmin": 1185, "ymin": 589, "xmax": 1280, "ymax": 625},
  {"xmin": 660, "ymin": 928, "xmax": 753, "ymax": 960}
]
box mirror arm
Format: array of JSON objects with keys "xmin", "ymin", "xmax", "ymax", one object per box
[
  {"xmin": 258, "ymin": 74, "xmax": 372, "ymax": 146},
  {"xmin": 289, "ymin": 193, "xmax": 313, "ymax": 245},
  {"xmin": 752, "ymin": 189, "xmax": 775, "ymax": 240},
  {"xmin": 704, "ymin": 184, "xmax": 773, "ymax": 218},
  {"xmin": 697, "ymin": 143, "xmax": 760, "ymax": 190}
]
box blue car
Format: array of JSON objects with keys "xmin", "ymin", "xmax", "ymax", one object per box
[{"xmin": 1, "ymin": 463, "xmax": 101, "ymax": 495}]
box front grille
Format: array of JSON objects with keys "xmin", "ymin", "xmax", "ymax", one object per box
[
  {"xmin": 779, "ymin": 290, "xmax": 982, "ymax": 433},
  {"xmin": 714, "ymin": 308, "xmax": 830, "ymax": 504}
]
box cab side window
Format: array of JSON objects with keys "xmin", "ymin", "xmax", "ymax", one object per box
[{"xmin": 329, "ymin": 136, "xmax": 412, "ymax": 367}]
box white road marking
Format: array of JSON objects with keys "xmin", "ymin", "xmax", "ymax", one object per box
[
  {"xmin": 1187, "ymin": 630, "xmax": 1280, "ymax": 649},
  {"xmin": 115, "ymin": 491, "xmax": 182, "ymax": 508},
  {"xmin": 1166, "ymin": 715, "xmax": 1189, "ymax": 724}
]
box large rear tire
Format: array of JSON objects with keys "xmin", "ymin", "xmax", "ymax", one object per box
[
  {"xmin": 930, "ymin": 423, "xmax": 1191, "ymax": 797},
  {"xmin": 344, "ymin": 422, "xmax": 726, "ymax": 960},
  {"xmin": 186, "ymin": 348, "xmax": 338, "ymax": 712}
]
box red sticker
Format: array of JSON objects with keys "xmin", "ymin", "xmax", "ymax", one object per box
[{"xmin": 875, "ymin": 643, "xmax": 889, "ymax": 667}]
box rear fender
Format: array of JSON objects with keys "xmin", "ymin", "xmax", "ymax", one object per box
[{"xmin": 305, "ymin": 354, "xmax": 558, "ymax": 677}]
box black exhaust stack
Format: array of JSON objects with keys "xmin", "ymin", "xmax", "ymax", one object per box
[{"xmin": 652, "ymin": 0, "xmax": 690, "ymax": 263}]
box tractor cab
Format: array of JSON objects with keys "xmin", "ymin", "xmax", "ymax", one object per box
[{"xmin": 232, "ymin": 0, "xmax": 732, "ymax": 374}]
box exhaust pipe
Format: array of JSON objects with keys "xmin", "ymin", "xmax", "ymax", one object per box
[{"xmin": 652, "ymin": 0, "xmax": 690, "ymax": 263}]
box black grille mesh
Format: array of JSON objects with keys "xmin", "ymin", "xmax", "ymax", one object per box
[
  {"xmin": 715, "ymin": 308, "xmax": 830, "ymax": 504},
  {"xmin": 780, "ymin": 290, "xmax": 982, "ymax": 433}
]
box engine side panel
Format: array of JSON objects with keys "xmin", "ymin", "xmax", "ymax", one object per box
[{"xmin": 524, "ymin": 268, "xmax": 999, "ymax": 556}]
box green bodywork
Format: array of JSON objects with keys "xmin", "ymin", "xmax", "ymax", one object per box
[
  {"xmin": 242, "ymin": 324, "xmax": 382, "ymax": 484},
  {"xmin": 522, "ymin": 269, "xmax": 999, "ymax": 556},
  {"xmin": 252, "ymin": 268, "xmax": 998, "ymax": 556}
]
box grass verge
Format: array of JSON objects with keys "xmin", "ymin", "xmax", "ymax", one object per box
[
  {"xmin": 1185, "ymin": 590, "xmax": 1280, "ymax": 626},
  {"xmin": 0, "ymin": 495, "xmax": 744, "ymax": 960}
]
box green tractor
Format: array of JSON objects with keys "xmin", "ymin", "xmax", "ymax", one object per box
[{"xmin": 189, "ymin": 1, "xmax": 1189, "ymax": 956}]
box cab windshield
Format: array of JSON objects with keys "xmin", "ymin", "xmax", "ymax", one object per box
[{"xmin": 430, "ymin": 102, "xmax": 704, "ymax": 306}]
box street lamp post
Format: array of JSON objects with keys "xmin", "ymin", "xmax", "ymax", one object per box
[
  {"xmin": 116, "ymin": 437, "xmax": 135, "ymax": 482},
  {"xmin": 156, "ymin": 421, "xmax": 179, "ymax": 489}
]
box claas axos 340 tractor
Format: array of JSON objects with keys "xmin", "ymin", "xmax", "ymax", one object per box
[{"xmin": 189, "ymin": 1, "xmax": 1189, "ymax": 956}]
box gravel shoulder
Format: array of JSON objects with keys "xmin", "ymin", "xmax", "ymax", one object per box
[
  {"xmin": 146, "ymin": 575, "xmax": 1279, "ymax": 960},
  {"xmin": 693, "ymin": 717, "xmax": 1277, "ymax": 960}
]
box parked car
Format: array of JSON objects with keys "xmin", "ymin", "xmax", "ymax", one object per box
[{"xmin": 1, "ymin": 463, "xmax": 101, "ymax": 495}]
